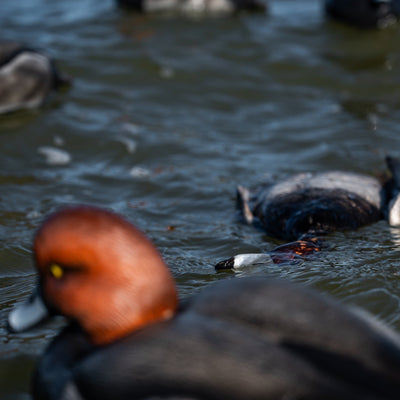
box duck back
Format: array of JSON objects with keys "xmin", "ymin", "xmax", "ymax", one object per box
[{"xmin": 239, "ymin": 171, "xmax": 383, "ymax": 241}]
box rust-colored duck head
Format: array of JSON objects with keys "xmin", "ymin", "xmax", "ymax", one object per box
[{"xmin": 8, "ymin": 206, "xmax": 178, "ymax": 346}]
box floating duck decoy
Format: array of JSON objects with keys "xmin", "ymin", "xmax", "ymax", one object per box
[
  {"xmin": 116, "ymin": 0, "xmax": 266, "ymax": 14},
  {"xmin": 0, "ymin": 41, "xmax": 70, "ymax": 114},
  {"xmin": 325, "ymin": 0, "xmax": 400, "ymax": 28},
  {"xmin": 215, "ymin": 156, "xmax": 400, "ymax": 269},
  {"xmin": 7, "ymin": 205, "xmax": 400, "ymax": 400}
]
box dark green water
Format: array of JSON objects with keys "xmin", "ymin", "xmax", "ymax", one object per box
[{"xmin": 2, "ymin": 0, "xmax": 400, "ymax": 398}]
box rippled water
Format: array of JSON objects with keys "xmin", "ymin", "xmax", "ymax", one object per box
[{"xmin": 2, "ymin": 0, "xmax": 400, "ymax": 398}]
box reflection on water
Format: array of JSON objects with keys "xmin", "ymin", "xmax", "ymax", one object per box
[
  {"xmin": 389, "ymin": 226, "xmax": 400, "ymax": 249},
  {"xmin": 2, "ymin": 0, "xmax": 400, "ymax": 398}
]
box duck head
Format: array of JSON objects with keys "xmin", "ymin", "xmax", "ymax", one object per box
[{"xmin": 8, "ymin": 206, "xmax": 178, "ymax": 346}]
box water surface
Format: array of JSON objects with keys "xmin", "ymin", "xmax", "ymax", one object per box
[{"xmin": 2, "ymin": 1, "xmax": 400, "ymax": 398}]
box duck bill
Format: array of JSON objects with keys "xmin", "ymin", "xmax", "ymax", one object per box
[{"xmin": 8, "ymin": 286, "xmax": 49, "ymax": 332}]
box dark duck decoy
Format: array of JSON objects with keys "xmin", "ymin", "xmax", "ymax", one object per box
[
  {"xmin": 325, "ymin": 0, "xmax": 400, "ymax": 28},
  {"xmin": 0, "ymin": 41, "xmax": 70, "ymax": 114},
  {"xmin": 215, "ymin": 156, "xmax": 400, "ymax": 269},
  {"xmin": 7, "ymin": 205, "xmax": 400, "ymax": 400}
]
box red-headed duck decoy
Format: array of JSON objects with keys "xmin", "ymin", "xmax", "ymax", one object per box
[
  {"xmin": 7, "ymin": 205, "xmax": 400, "ymax": 399},
  {"xmin": 215, "ymin": 156, "xmax": 400, "ymax": 269},
  {"xmin": 0, "ymin": 41, "xmax": 70, "ymax": 114},
  {"xmin": 116, "ymin": 0, "xmax": 266, "ymax": 14},
  {"xmin": 325, "ymin": 0, "xmax": 400, "ymax": 28}
]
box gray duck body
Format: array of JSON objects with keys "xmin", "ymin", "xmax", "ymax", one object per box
[
  {"xmin": 0, "ymin": 41, "xmax": 69, "ymax": 114},
  {"xmin": 238, "ymin": 157, "xmax": 400, "ymax": 242}
]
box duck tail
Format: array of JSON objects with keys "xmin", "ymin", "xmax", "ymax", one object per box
[{"xmin": 236, "ymin": 185, "xmax": 254, "ymax": 224}]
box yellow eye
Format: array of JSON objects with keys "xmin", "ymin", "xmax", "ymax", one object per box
[{"xmin": 50, "ymin": 264, "xmax": 64, "ymax": 279}]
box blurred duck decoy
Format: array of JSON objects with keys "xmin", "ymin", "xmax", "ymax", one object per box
[
  {"xmin": 325, "ymin": 0, "xmax": 400, "ymax": 28},
  {"xmin": 0, "ymin": 41, "xmax": 70, "ymax": 114},
  {"xmin": 215, "ymin": 156, "xmax": 400, "ymax": 269},
  {"xmin": 116, "ymin": 0, "xmax": 266, "ymax": 14},
  {"xmin": 7, "ymin": 205, "xmax": 400, "ymax": 400}
]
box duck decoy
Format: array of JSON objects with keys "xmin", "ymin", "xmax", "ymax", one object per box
[
  {"xmin": 0, "ymin": 41, "xmax": 70, "ymax": 114},
  {"xmin": 116, "ymin": 0, "xmax": 266, "ymax": 14},
  {"xmin": 7, "ymin": 205, "xmax": 400, "ymax": 400},
  {"xmin": 324, "ymin": 0, "xmax": 400, "ymax": 28},
  {"xmin": 215, "ymin": 156, "xmax": 400, "ymax": 269}
]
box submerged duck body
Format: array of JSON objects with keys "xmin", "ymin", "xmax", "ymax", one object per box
[
  {"xmin": 8, "ymin": 206, "xmax": 400, "ymax": 399},
  {"xmin": 214, "ymin": 157, "xmax": 400, "ymax": 269},
  {"xmin": 239, "ymin": 171, "xmax": 383, "ymax": 242},
  {"xmin": 0, "ymin": 41, "xmax": 69, "ymax": 114},
  {"xmin": 238, "ymin": 157, "xmax": 400, "ymax": 242}
]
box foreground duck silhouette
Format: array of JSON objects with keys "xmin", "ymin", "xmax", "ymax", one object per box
[
  {"xmin": 215, "ymin": 156, "xmax": 400, "ymax": 269},
  {"xmin": 7, "ymin": 205, "xmax": 400, "ymax": 399},
  {"xmin": 0, "ymin": 41, "xmax": 70, "ymax": 114}
]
